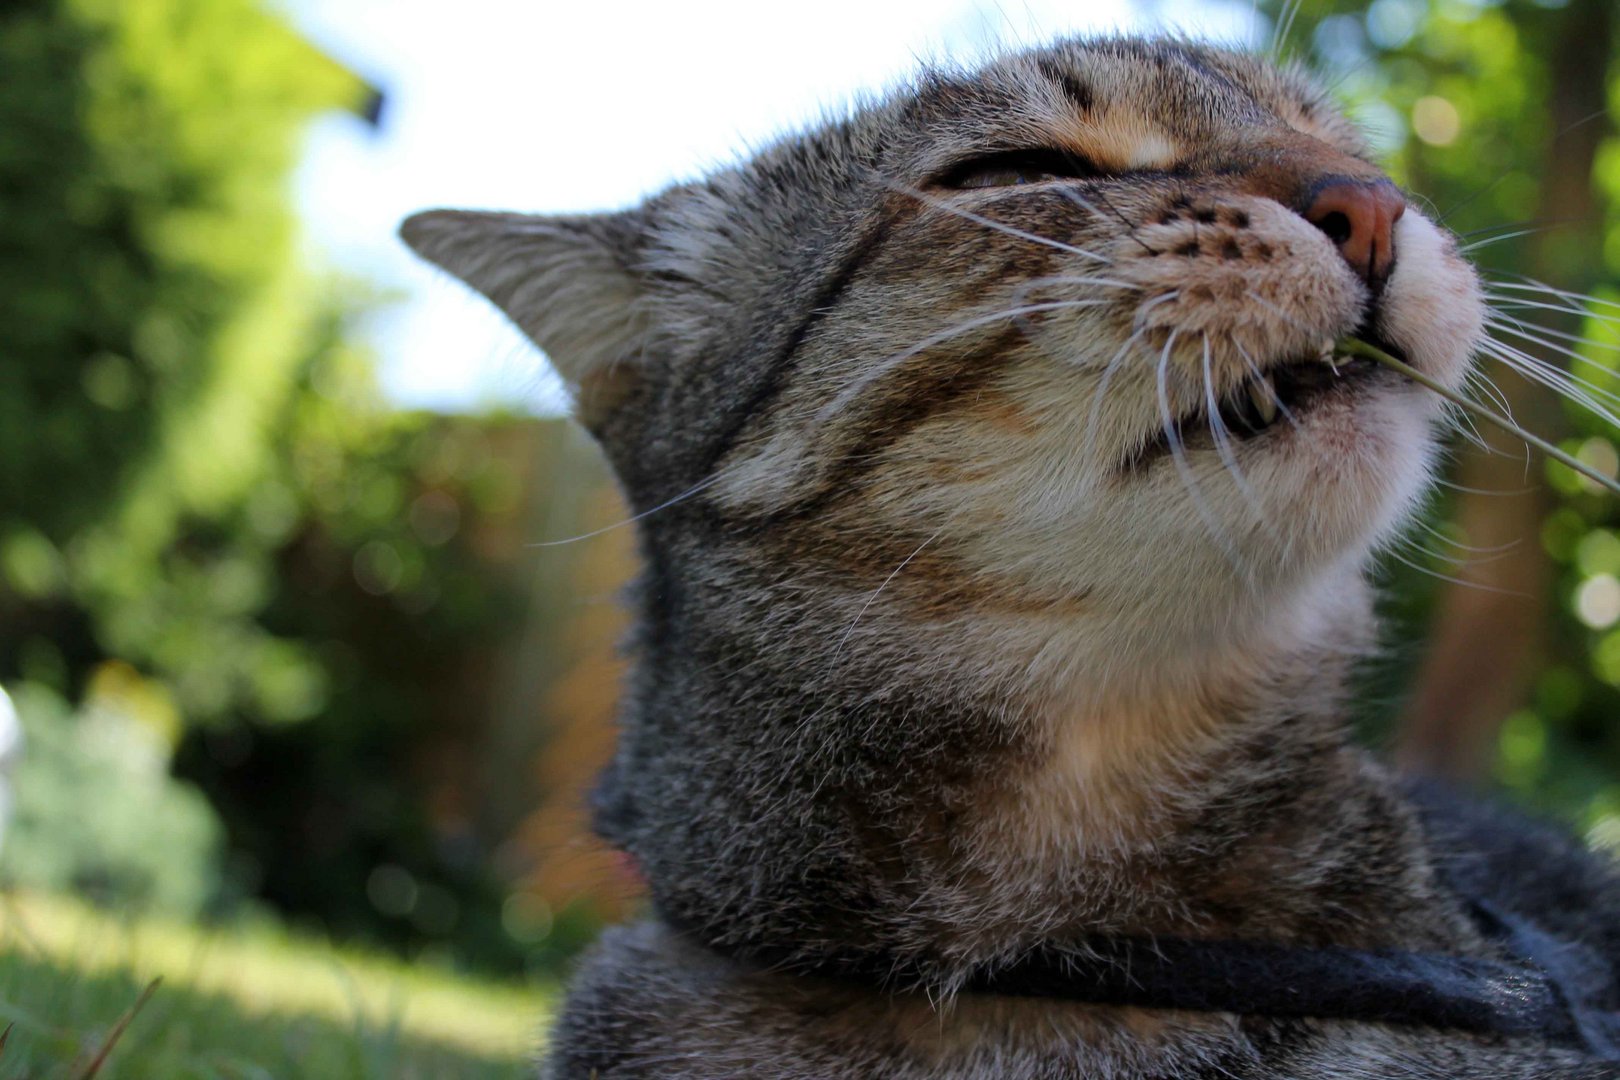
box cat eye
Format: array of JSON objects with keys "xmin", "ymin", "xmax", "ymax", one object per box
[{"xmin": 937, "ymin": 148, "xmax": 1103, "ymax": 189}]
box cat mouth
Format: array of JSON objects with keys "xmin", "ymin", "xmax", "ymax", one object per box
[{"xmin": 1124, "ymin": 338, "xmax": 1397, "ymax": 472}]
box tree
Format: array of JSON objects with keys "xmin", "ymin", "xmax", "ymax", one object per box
[{"xmin": 0, "ymin": 0, "xmax": 370, "ymax": 716}]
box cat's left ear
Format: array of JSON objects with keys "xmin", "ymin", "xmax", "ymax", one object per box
[{"xmin": 399, "ymin": 208, "xmax": 649, "ymax": 424}]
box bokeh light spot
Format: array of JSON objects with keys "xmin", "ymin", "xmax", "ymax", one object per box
[
  {"xmin": 1576, "ymin": 574, "xmax": 1620, "ymax": 629},
  {"xmin": 1366, "ymin": 0, "xmax": 1422, "ymax": 48},
  {"xmin": 1576, "ymin": 437, "xmax": 1620, "ymax": 493},
  {"xmin": 502, "ymin": 893, "xmax": 554, "ymax": 944},
  {"xmin": 367, "ymin": 864, "xmax": 418, "ymax": 918},
  {"xmin": 1411, "ymin": 96, "xmax": 1460, "ymax": 146},
  {"xmin": 353, "ymin": 540, "xmax": 405, "ymax": 595}
]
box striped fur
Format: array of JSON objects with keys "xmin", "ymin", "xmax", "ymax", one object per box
[{"xmin": 402, "ymin": 37, "xmax": 1620, "ymax": 1079}]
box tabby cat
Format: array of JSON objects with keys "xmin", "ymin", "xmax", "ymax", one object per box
[{"xmin": 402, "ymin": 36, "xmax": 1620, "ymax": 1079}]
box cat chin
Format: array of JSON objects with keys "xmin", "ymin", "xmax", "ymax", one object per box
[{"xmin": 1060, "ymin": 394, "xmax": 1434, "ymax": 644}]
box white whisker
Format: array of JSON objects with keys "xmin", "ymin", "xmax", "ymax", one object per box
[
  {"xmin": 1200, "ymin": 334, "xmax": 1267, "ymax": 524},
  {"xmin": 833, "ymin": 527, "xmax": 946, "ymax": 657},
  {"xmin": 1487, "ymin": 314, "xmax": 1620, "ymax": 358},
  {"xmin": 1486, "ymin": 275, "xmax": 1620, "ymax": 314},
  {"xmin": 1485, "ymin": 293, "xmax": 1620, "ymax": 332},
  {"xmin": 1234, "ymin": 339, "xmax": 1301, "ymax": 432},
  {"xmin": 1411, "ymin": 518, "xmax": 1523, "ymax": 556},
  {"xmin": 1463, "ymin": 365, "xmax": 1518, "ymax": 423},
  {"xmin": 878, "ymin": 176, "xmax": 1112, "ymax": 264},
  {"xmin": 1432, "ymin": 477, "xmax": 1537, "ymax": 496},
  {"xmin": 1082, "ymin": 327, "xmax": 1151, "ymax": 464},
  {"xmin": 1458, "ymin": 228, "xmax": 1543, "ymax": 254},
  {"xmin": 1155, "ymin": 332, "xmax": 1249, "ymax": 581},
  {"xmin": 1376, "ymin": 544, "xmax": 1529, "ymax": 597},
  {"xmin": 530, "ymin": 466, "xmax": 737, "ymax": 547},
  {"xmin": 1480, "ymin": 338, "xmax": 1620, "ymax": 431},
  {"xmin": 1010, "ymin": 273, "xmax": 1151, "ymax": 299},
  {"xmin": 819, "ymin": 300, "xmax": 1108, "ymax": 422}
]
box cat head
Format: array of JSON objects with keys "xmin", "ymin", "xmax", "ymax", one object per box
[{"xmin": 403, "ymin": 37, "xmax": 1483, "ymax": 697}]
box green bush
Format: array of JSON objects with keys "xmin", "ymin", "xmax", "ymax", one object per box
[{"xmin": 1, "ymin": 680, "xmax": 223, "ymax": 916}]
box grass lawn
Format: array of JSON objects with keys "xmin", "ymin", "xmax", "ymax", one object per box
[{"xmin": 0, "ymin": 891, "xmax": 554, "ymax": 1078}]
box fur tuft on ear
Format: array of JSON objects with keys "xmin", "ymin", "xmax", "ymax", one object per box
[{"xmin": 399, "ymin": 208, "xmax": 649, "ymax": 421}]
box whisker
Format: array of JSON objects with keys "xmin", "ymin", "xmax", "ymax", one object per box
[
  {"xmin": 877, "ymin": 175, "xmax": 1112, "ymax": 263},
  {"xmin": 1457, "ymin": 219, "xmax": 1553, "ymax": 241},
  {"xmin": 1234, "ymin": 339, "xmax": 1300, "ymax": 432},
  {"xmin": 1087, "ymin": 186, "xmax": 1158, "ymax": 258},
  {"xmin": 530, "ymin": 466, "xmax": 737, "ymax": 547},
  {"xmin": 1441, "ymin": 402, "xmax": 1497, "ymax": 455},
  {"xmin": 1479, "ymin": 338, "xmax": 1620, "ymax": 430},
  {"xmin": 1431, "ymin": 477, "xmax": 1538, "ymax": 497},
  {"xmin": 1271, "ymin": 0, "xmax": 1304, "ymax": 61},
  {"xmin": 1463, "ymin": 365, "xmax": 1517, "ymax": 423},
  {"xmin": 1486, "ymin": 294, "xmax": 1620, "ymax": 333},
  {"xmin": 1412, "ymin": 518, "xmax": 1523, "ymax": 556},
  {"xmin": 1440, "ymin": 107, "xmax": 1608, "ymax": 224},
  {"xmin": 818, "ymin": 299, "xmax": 1111, "ymax": 422},
  {"xmin": 1390, "ymin": 533, "xmax": 1518, "ymax": 571},
  {"xmin": 1482, "ymin": 313, "xmax": 1620, "ymax": 386},
  {"xmin": 1486, "ymin": 275, "xmax": 1620, "ymax": 314},
  {"xmin": 1131, "ymin": 288, "xmax": 1182, "ymax": 325},
  {"xmin": 1082, "ymin": 327, "xmax": 1152, "ymax": 464},
  {"xmin": 833, "ymin": 527, "xmax": 946, "ymax": 657},
  {"xmin": 1459, "ymin": 228, "xmax": 1546, "ymax": 254},
  {"xmin": 1010, "ymin": 273, "xmax": 1151, "ymax": 298},
  {"xmin": 1485, "ymin": 314, "xmax": 1620, "ymax": 359},
  {"xmin": 1480, "ymin": 345, "xmax": 1620, "ymax": 425},
  {"xmin": 1235, "ymin": 291, "xmax": 1603, "ymax": 481},
  {"xmin": 1155, "ymin": 332, "xmax": 1249, "ymax": 580},
  {"xmin": 1053, "ymin": 186, "xmax": 1111, "ymax": 225},
  {"xmin": 1337, "ymin": 336, "xmax": 1620, "ymax": 497},
  {"xmin": 1375, "ymin": 543, "xmax": 1529, "ymax": 597},
  {"xmin": 1076, "ymin": 296, "xmax": 1180, "ymax": 468},
  {"xmin": 1200, "ymin": 334, "xmax": 1267, "ymax": 524}
]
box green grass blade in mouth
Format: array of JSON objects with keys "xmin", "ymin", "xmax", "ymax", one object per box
[{"xmin": 1335, "ymin": 336, "xmax": 1620, "ymax": 499}]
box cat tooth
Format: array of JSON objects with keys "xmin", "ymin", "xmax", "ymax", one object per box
[{"xmin": 1248, "ymin": 377, "xmax": 1277, "ymax": 425}]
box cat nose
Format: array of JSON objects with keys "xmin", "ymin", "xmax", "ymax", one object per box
[{"xmin": 1303, "ymin": 179, "xmax": 1405, "ymax": 291}]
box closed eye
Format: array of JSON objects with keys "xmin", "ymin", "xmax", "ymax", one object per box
[{"xmin": 937, "ymin": 148, "xmax": 1105, "ymax": 190}]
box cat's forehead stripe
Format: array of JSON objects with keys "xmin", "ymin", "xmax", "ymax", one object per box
[
  {"xmin": 1051, "ymin": 110, "xmax": 1180, "ymax": 173},
  {"xmin": 1023, "ymin": 48, "xmax": 1260, "ymax": 173}
]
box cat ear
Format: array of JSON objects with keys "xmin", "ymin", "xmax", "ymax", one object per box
[{"xmin": 399, "ymin": 208, "xmax": 649, "ymax": 423}]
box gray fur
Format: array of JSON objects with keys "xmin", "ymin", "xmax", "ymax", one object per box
[{"xmin": 402, "ymin": 37, "xmax": 1620, "ymax": 1079}]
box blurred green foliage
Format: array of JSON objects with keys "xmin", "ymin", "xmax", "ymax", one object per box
[
  {"xmin": 0, "ymin": 0, "xmax": 368, "ymax": 721},
  {"xmin": 4, "ymin": 680, "xmax": 222, "ymax": 916},
  {"xmin": 0, "ymin": 0, "xmax": 597, "ymax": 976}
]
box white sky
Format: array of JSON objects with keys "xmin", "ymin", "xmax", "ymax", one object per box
[{"xmin": 279, "ymin": 0, "xmax": 1259, "ymax": 413}]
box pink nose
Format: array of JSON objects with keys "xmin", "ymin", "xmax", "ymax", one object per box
[{"xmin": 1303, "ymin": 180, "xmax": 1405, "ymax": 290}]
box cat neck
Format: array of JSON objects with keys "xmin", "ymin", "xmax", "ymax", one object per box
[{"xmin": 617, "ymin": 543, "xmax": 1474, "ymax": 982}]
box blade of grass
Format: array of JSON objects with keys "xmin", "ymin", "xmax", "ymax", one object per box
[
  {"xmin": 1336, "ymin": 336, "xmax": 1620, "ymax": 498},
  {"xmin": 75, "ymin": 977, "xmax": 161, "ymax": 1079}
]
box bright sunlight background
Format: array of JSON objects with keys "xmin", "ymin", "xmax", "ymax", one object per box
[{"xmin": 280, "ymin": 0, "xmax": 1259, "ymax": 413}]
